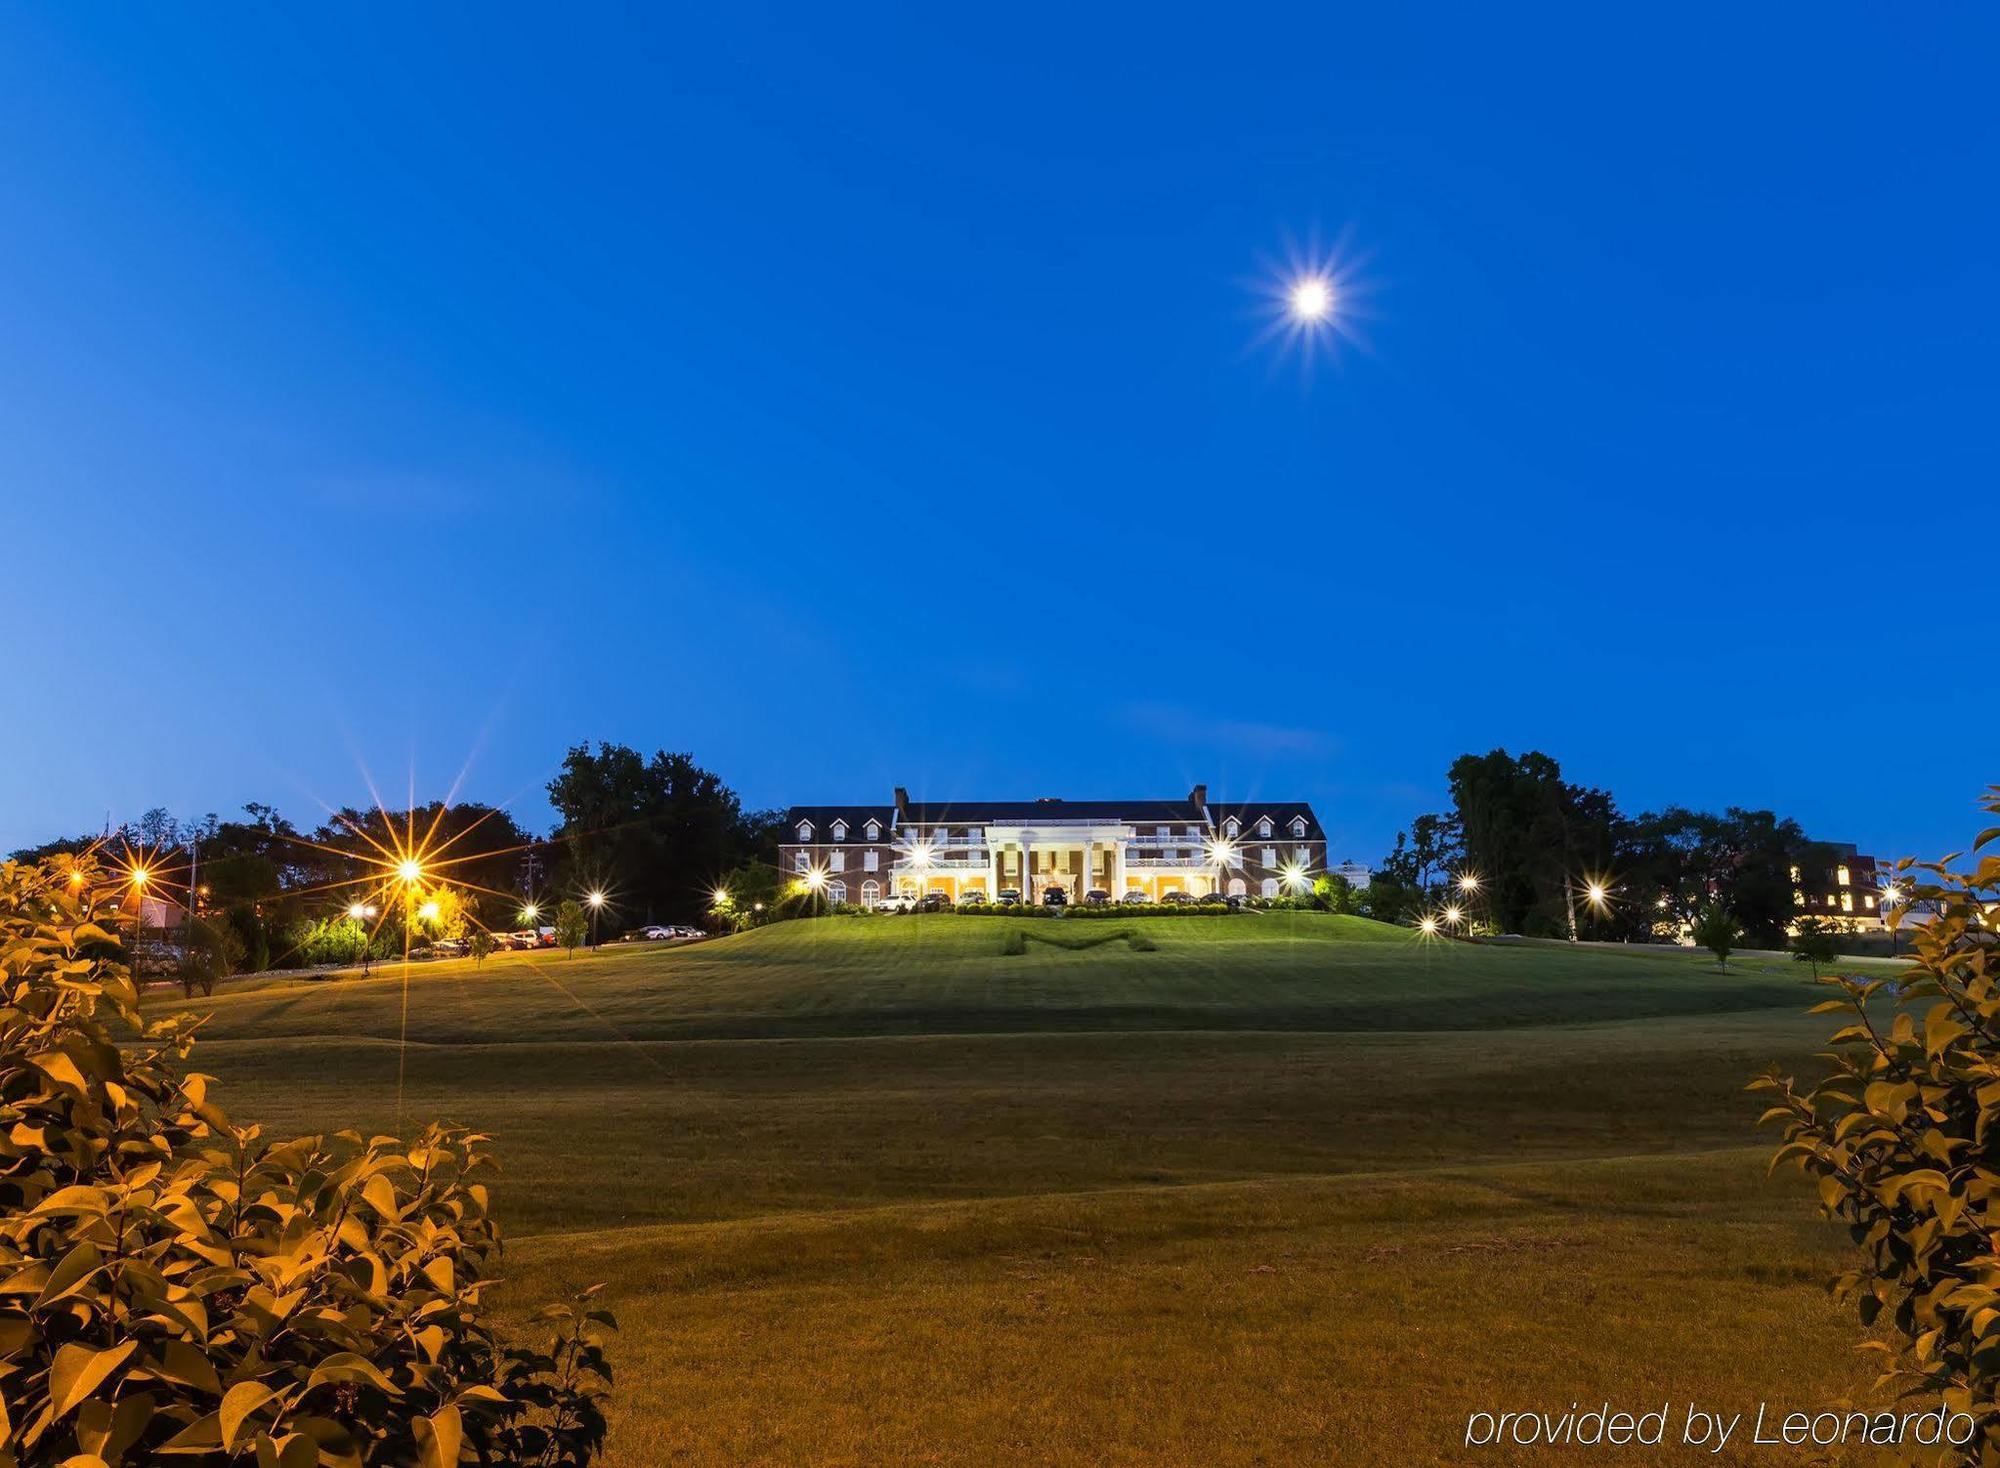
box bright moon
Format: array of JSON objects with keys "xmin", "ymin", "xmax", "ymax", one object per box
[{"xmin": 1289, "ymin": 276, "xmax": 1333, "ymax": 322}]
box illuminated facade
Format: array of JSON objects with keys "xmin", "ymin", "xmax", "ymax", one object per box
[
  {"xmin": 1790, "ymin": 842, "xmax": 1886, "ymax": 933},
  {"xmin": 779, "ymin": 785, "xmax": 1328, "ymax": 905}
]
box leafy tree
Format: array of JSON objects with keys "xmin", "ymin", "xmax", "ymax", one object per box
[
  {"xmin": 175, "ymin": 913, "xmax": 245, "ymax": 998},
  {"xmin": 470, "ymin": 929, "xmax": 497, "ymax": 965},
  {"xmin": 1313, "ymin": 872, "xmax": 1361, "ymax": 914},
  {"xmin": 555, "ymin": 898, "xmax": 587, "ymax": 955},
  {"xmin": 0, "ymin": 853, "xmax": 613, "ymax": 1465},
  {"xmin": 547, "ymin": 744, "xmax": 765, "ymax": 925},
  {"xmin": 1790, "ymin": 916, "xmax": 1840, "ymax": 980},
  {"xmin": 711, "ymin": 862, "xmax": 797, "ymax": 930},
  {"xmin": 1756, "ymin": 792, "xmax": 2000, "ymax": 1455},
  {"xmin": 1691, "ymin": 902, "xmax": 1738, "ymax": 968},
  {"xmin": 1448, "ymin": 749, "xmax": 1618, "ymax": 937}
]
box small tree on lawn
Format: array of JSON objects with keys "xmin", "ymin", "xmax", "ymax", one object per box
[
  {"xmin": 1790, "ymin": 915, "xmax": 1840, "ymax": 980},
  {"xmin": 470, "ymin": 928, "xmax": 497, "ymax": 965},
  {"xmin": 1692, "ymin": 902, "xmax": 1738, "ymax": 968},
  {"xmin": 555, "ymin": 898, "xmax": 587, "ymax": 955},
  {"xmin": 1755, "ymin": 788, "xmax": 2000, "ymax": 1458}
]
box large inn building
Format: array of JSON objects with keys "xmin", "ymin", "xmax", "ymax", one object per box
[{"xmin": 779, "ymin": 785, "xmax": 1333, "ymax": 906}]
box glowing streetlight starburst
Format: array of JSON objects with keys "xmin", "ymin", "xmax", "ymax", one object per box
[
  {"xmin": 1458, "ymin": 873, "xmax": 1481, "ymax": 894},
  {"xmin": 1280, "ymin": 861, "xmax": 1309, "ymax": 893}
]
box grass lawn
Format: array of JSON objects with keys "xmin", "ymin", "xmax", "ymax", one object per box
[{"xmin": 155, "ymin": 914, "xmax": 1889, "ymax": 1464}]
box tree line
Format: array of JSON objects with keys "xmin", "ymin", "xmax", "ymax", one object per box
[
  {"xmin": 9, "ymin": 743, "xmax": 782, "ymax": 976},
  {"xmin": 1365, "ymin": 747, "xmax": 1849, "ymax": 947}
]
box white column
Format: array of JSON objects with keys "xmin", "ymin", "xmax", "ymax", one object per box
[
  {"xmin": 1082, "ymin": 837, "xmax": 1094, "ymax": 896},
  {"xmin": 987, "ymin": 840, "xmax": 999, "ymax": 897}
]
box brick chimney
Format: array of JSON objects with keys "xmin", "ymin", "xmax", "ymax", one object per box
[
  {"xmin": 893, "ymin": 786, "xmax": 910, "ymax": 819},
  {"xmin": 1189, "ymin": 783, "xmax": 1208, "ymax": 810}
]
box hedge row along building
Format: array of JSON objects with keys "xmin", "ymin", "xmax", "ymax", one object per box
[{"xmin": 778, "ymin": 785, "xmax": 1346, "ymax": 906}]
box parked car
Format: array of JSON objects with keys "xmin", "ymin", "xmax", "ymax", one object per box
[
  {"xmin": 872, "ymin": 893, "xmax": 916, "ymax": 914},
  {"xmin": 1042, "ymin": 885, "xmax": 1068, "ymax": 908},
  {"xmin": 1083, "ymin": 889, "xmax": 1111, "ymax": 906},
  {"xmin": 670, "ymin": 925, "xmax": 706, "ymax": 939},
  {"xmin": 918, "ymin": 892, "xmax": 951, "ymax": 913},
  {"xmin": 631, "ymin": 925, "xmax": 675, "ymax": 941},
  {"xmin": 959, "ymin": 889, "xmax": 988, "ymax": 905},
  {"xmin": 431, "ymin": 937, "xmax": 468, "ymax": 957},
  {"xmin": 996, "ymin": 889, "xmax": 1023, "ymax": 906},
  {"xmin": 1161, "ymin": 890, "xmax": 1193, "ymax": 905},
  {"xmin": 1121, "ymin": 889, "xmax": 1151, "ymax": 904}
]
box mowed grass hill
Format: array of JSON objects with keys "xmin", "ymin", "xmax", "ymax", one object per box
[{"xmin": 157, "ymin": 915, "xmax": 1887, "ymax": 1465}]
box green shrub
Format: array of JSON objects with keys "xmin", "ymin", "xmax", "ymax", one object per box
[
  {"xmin": 0, "ymin": 855, "xmax": 613, "ymax": 1465},
  {"xmin": 1756, "ymin": 789, "xmax": 2000, "ymax": 1450}
]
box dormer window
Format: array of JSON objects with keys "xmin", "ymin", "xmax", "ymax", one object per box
[
  {"xmin": 1256, "ymin": 817, "xmax": 1273, "ymax": 839},
  {"xmin": 864, "ymin": 820, "xmax": 881, "ymax": 841},
  {"xmin": 831, "ymin": 820, "xmax": 848, "ymax": 841},
  {"xmin": 797, "ymin": 820, "xmax": 814, "ymax": 842},
  {"xmin": 1224, "ymin": 818, "xmax": 1240, "ymax": 838},
  {"xmin": 1290, "ymin": 817, "xmax": 1307, "ymax": 837}
]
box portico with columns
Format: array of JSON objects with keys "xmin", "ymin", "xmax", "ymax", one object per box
[{"xmin": 780, "ymin": 786, "xmax": 1328, "ymax": 907}]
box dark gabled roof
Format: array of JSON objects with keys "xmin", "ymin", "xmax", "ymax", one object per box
[
  {"xmin": 1208, "ymin": 801, "xmax": 1325, "ymax": 841},
  {"xmin": 783, "ymin": 806, "xmax": 894, "ymax": 840},
  {"xmin": 901, "ymin": 799, "xmax": 1204, "ymax": 825}
]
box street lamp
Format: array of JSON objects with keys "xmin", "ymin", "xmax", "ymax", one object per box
[
  {"xmin": 125, "ymin": 865, "xmax": 150, "ymax": 971},
  {"xmin": 398, "ymin": 859, "xmax": 423, "ymax": 886},
  {"xmin": 1445, "ymin": 904, "xmax": 1464, "ymax": 927},
  {"xmin": 1457, "ymin": 872, "xmax": 1480, "ymax": 894},
  {"xmin": 349, "ymin": 902, "xmax": 378, "ymax": 974},
  {"xmin": 586, "ymin": 890, "xmax": 606, "ymax": 949},
  {"xmin": 1881, "ymin": 882, "xmax": 1902, "ymax": 955},
  {"xmin": 905, "ymin": 841, "xmax": 933, "ymax": 902},
  {"xmin": 1418, "ymin": 914, "xmax": 1441, "ymax": 937}
]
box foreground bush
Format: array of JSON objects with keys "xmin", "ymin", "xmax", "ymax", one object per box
[
  {"xmin": 0, "ymin": 855, "xmax": 612, "ymax": 1466},
  {"xmin": 1755, "ymin": 788, "xmax": 2000, "ymax": 1454}
]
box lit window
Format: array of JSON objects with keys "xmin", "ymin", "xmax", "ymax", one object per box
[
  {"xmin": 829, "ymin": 851, "xmax": 845, "ymax": 872},
  {"xmin": 798, "ymin": 821, "xmax": 813, "ymax": 842},
  {"xmin": 864, "ymin": 820, "xmax": 880, "ymax": 840},
  {"xmin": 1262, "ymin": 847, "xmax": 1277, "ymax": 867},
  {"xmin": 1257, "ymin": 818, "xmax": 1273, "ymax": 838},
  {"xmin": 1291, "ymin": 817, "xmax": 1307, "ymax": 837},
  {"xmin": 1793, "ymin": 890, "xmax": 1804, "ymax": 906},
  {"xmin": 828, "ymin": 880, "xmax": 846, "ymax": 903},
  {"xmin": 794, "ymin": 852, "xmax": 808, "ymax": 873},
  {"xmin": 1841, "ymin": 892, "xmax": 1853, "ymax": 912},
  {"xmin": 861, "ymin": 880, "xmax": 880, "ymax": 904},
  {"xmin": 1863, "ymin": 893, "xmax": 1874, "ymax": 908},
  {"xmin": 831, "ymin": 821, "xmax": 847, "ymax": 841},
  {"xmin": 1225, "ymin": 818, "xmax": 1240, "ymax": 838},
  {"xmin": 1837, "ymin": 865, "xmax": 1851, "ymax": 887},
  {"xmin": 1789, "ymin": 865, "xmax": 1800, "ymax": 882},
  {"xmin": 1260, "ymin": 878, "xmax": 1279, "ymax": 898},
  {"xmin": 864, "ymin": 850, "xmax": 878, "ymax": 871}
]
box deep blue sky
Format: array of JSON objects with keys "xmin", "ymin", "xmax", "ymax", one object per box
[{"xmin": 4, "ymin": 4, "xmax": 1993, "ymax": 864}]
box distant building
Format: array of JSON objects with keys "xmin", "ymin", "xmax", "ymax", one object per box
[
  {"xmin": 1329, "ymin": 860, "xmax": 1372, "ymax": 890},
  {"xmin": 1791, "ymin": 842, "xmax": 1886, "ymax": 933},
  {"xmin": 778, "ymin": 784, "xmax": 1329, "ymax": 906}
]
